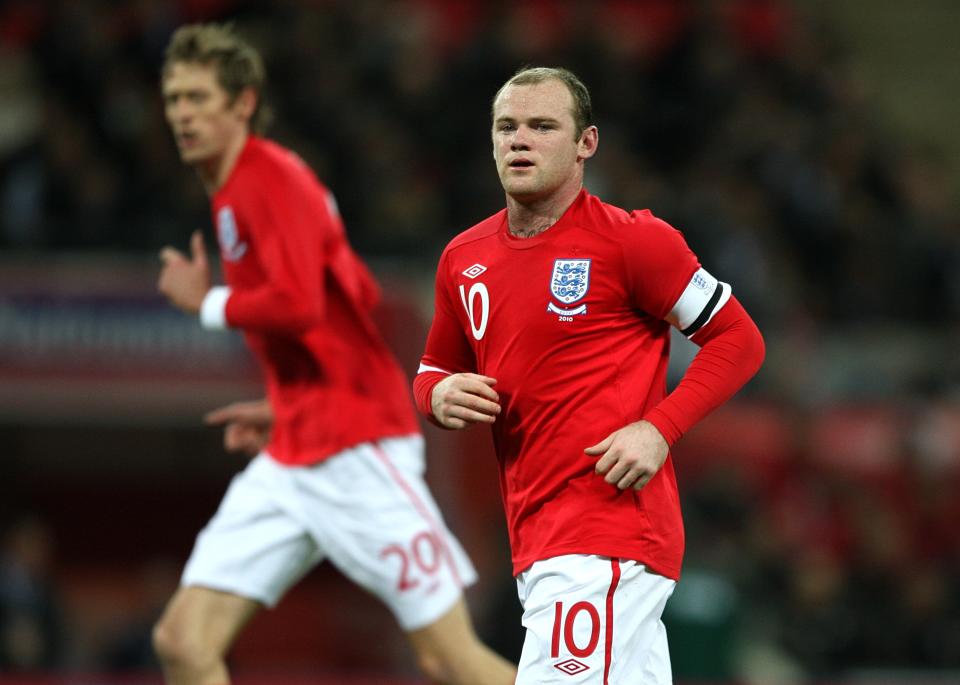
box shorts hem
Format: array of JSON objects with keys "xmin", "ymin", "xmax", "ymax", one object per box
[
  {"xmin": 394, "ymin": 587, "xmax": 463, "ymax": 632},
  {"xmin": 180, "ymin": 576, "xmax": 278, "ymax": 609}
]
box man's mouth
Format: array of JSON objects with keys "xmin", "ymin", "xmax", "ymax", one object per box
[{"xmin": 509, "ymin": 159, "xmax": 534, "ymax": 168}]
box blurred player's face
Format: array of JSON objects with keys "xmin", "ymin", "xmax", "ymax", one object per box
[
  {"xmin": 492, "ymin": 79, "xmax": 597, "ymax": 204},
  {"xmin": 162, "ymin": 62, "xmax": 251, "ymax": 167}
]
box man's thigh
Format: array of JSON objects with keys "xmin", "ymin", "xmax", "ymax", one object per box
[
  {"xmin": 181, "ymin": 454, "xmax": 323, "ymax": 607},
  {"xmin": 290, "ymin": 435, "xmax": 478, "ymax": 631},
  {"xmin": 515, "ymin": 554, "xmax": 675, "ymax": 684}
]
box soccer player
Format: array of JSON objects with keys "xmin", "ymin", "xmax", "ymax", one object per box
[
  {"xmin": 153, "ymin": 23, "xmax": 516, "ymax": 685},
  {"xmin": 414, "ymin": 67, "xmax": 766, "ymax": 684}
]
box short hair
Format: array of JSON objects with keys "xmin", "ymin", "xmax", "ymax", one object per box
[
  {"xmin": 492, "ymin": 67, "xmax": 593, "ymax": 140},
  {"xmin": 162, "ymin": 23, "xmax": 270, "ymax": 133}
]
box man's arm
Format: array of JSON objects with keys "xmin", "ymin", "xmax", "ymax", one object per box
[
  {"xmin": 157, "ymin": 230, "xmax": 212, "ymax": 314},
  {"xmin": 588, "ymin": 213, "xmax": 764, "ymax": 490},
  {"xmin": 205, "ymin": 398, "xmax": 274, "ymax": 456},
  {"xmin": 645, "ymin": 296, "xmax": 765, "ymax": 444},
  {"xmin": 413, "ymin": 254, "xmax": 499, "ymax": 430},
  {"xmin": 207, "ymin": 187, "xmax": 333, "ymax": 334},
  {"xmin": 588, "ymin": 296, "xmax": 764, "ymax": 489},
  {"xmin": 158, "ymin": 182, "xmax": 335, "ymax": 335}
]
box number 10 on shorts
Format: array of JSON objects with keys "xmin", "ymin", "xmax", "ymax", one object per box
[{"xmin": 552, "ymin": 600, "xmax": 601, "ymax": 658}]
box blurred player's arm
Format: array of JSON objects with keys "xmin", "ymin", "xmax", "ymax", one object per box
[
  {"xmin": 158, "ymin": 184, "xmax": 333, "ymax": 335},
  {"xmin": 204, "ymin": 398, "xmax": 273, "ymax": 457},
  {"xmin": 158, "ymin": 230, "xmax": 211, "ymax": 314},
  {"xmin": 413, "ymin": 253, "xmax": 499, "ymax": 430}
]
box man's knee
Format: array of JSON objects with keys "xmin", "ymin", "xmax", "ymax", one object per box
[
  {"xmin": 413, "ymin": 627, "xmax": 497, "ymax": 685},
  {"xmin": 415, "ymin": 643, "xmax": 460, "ymax": 684},
  {"xmin": 152, "ymin": 614, "xmax": 215, "ymax": 672}
]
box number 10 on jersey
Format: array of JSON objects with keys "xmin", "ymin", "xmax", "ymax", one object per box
[{"xmin": 459, "ymin": 283, "xmax": 489, "ymax": 340}]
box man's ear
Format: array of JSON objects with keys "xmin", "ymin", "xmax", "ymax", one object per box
[
  {"xmin": 234, "ymin": 87, "xmax": 258, "ymax": 123},
  {"xmin": 578, "ymin": 125, "xmax": 599, "ymax": 161}
]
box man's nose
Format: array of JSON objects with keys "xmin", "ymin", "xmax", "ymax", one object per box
[
  {"xmin": 510, "ymin": 127, "xmax": 531, "ymax": 150},
  {"xmin": 170, "ymin": 100, "xmax": 192, "ymax": 122}
]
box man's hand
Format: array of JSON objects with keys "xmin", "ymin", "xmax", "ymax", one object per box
[
  {"xmin": 205, "ymin": 399, "xmax": 274, "ymax": 457},
  {"xmin": 585, "ymin": 420, "xmax": 669, "ymax": 491},
  {"xmin": 158, "ymin": 230, "xmax": 211, "ymax": 314},
  {"xmin": 430, "ymin": 373, "xmax": 500, "ymax": 429}
]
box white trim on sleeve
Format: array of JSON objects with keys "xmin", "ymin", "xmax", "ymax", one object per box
[
  {"xmin": 199, "ymin": 286, "xmax": 232, "ymax": 330},
  {"xmin": 417, "ymin": 363, "xmax": 452, "ymax": 375}
]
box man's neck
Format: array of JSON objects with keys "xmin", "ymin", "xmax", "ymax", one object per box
[
  {"xmin": 198, "ymin": 132, "xmax": 250, "ymax": 195},
  {"xmin": 506, "ymin": 183, "xmax": 582, "ymax": 239}
]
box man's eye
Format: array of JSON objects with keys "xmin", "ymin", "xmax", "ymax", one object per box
[{"xmin": 499, "ymin": 124, "xmax": 515, "ymax": 132}]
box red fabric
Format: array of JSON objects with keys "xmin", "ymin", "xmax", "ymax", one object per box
[
  {"xmin": 211, "ymin": 136, "xmax": 419, "ymax": 465},
  {"xmin": 416, "ymin": 190, "xmax": 747, "ymax": 578},
  {"xmin": 412, "ymin": 370, "xmax": 446, "ymax": 428},
  {"xmin": 644, "ymin": 296, "xmax": 765, "ymax": 445},
  {"xmin": 603, "ymin": 559, "xmax": 622, "ymax": 684}
]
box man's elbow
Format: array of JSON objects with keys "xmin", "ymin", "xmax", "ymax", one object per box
[
  {"xmin": 278, "ymin": 292, "xmax": 323, "ymax": 332},
  {"xmin": 745, "ymin": 320, "xmax": 765, "ymax": 378}
]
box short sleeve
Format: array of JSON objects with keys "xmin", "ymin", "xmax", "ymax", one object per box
[{"xmin": 622, "ymin": 211, "xmax": 731, "ymax": 337}]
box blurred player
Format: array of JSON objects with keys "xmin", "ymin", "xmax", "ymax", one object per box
[
  {"xmin": 153, "ymin": 23, "xmax": 516, "ymax": 685},
  {"xmin": 414, "ymin": 67, "xmax": 765, "ymax": 683}
]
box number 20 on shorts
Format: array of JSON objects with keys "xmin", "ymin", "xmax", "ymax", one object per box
[
  {"xmin": 552, "ymin": 600, "xmax": 601, "ymax": 658},
  {"xmin": 380, "ymin": 531, "xmax": 442, "ymax": 591}
]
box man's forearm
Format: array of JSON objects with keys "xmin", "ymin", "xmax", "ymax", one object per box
[{"xmin": 644, "ymin": 297, "xmax": 765, "ymax": 445}]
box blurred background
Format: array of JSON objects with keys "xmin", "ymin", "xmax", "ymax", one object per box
[{"xmin": 1, "ymin": 0, "xmax": 959, "ymax": 683}]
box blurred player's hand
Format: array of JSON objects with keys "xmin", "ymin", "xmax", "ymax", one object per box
[
  {"xmin": 430, "ymin": 373, "xmax": 500, "ymax": 430},
  {"xmin": 205, "ymin": 399, "xmax": 274, "ymax": 457},
  {"xmin": 585, "ymin": 420, "xmax": 669, "ymax": 490},
  {"xmin": 158, "ymin": 230, "xmax": 211, "ymax": 314}
]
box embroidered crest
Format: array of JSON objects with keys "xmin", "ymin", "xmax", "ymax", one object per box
[
  {"xmin": 216, "ymin": 206, "xmax": 247, "ymax": 262},
  {"xmin": 550, "ymin": 259, "xmax": 591, "ymax": 303},
  {"xmin": 548, "ymin": 258, "xmax": 591, "ymax": 317}
]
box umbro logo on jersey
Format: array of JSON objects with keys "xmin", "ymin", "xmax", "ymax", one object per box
[
  {"xmin": 554, "ymin": 659, "xmax": 589, "ymax": 675},
  {"xmin": 462, "ymin": 264, "xmax": 487, "ymax": 279}
]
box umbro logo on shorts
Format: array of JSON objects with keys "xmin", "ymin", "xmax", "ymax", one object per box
[
  {"xmin": 554, "ymin": 658, "xmax": 589, "ymax": 675},
  {"xmin": 462, "ymin": 263, "xmax": 487, "ymax": 279}
]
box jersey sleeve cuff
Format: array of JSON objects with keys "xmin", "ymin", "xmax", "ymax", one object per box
[
  {"xmin": 199, "ymin": 286, "xmax": 232, "ymax": 330},
  {"xmin": 642, "ymin": 408, "xmax": 682, "ymax": 447}
]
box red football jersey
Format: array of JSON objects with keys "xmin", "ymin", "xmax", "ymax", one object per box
[
  {"xmin": 207, "ymin": 136, "xmax": 419, "ymax": 465},
  {"xmin": 418, "ymin": 190, "xmax": 731, "ymax": 579}
]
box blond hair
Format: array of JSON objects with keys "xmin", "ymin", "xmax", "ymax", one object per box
[{"xmin": 163, "ymin": 23, "xmax": 270, "ymax": 133}]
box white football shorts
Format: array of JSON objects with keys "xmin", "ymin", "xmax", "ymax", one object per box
[
  {"xmin": 181, "ymin": 434, "xmax": 477, "ymax": 631},
  {"xmin": 515, "ymin": 554, "xmax": 676, "ymax": 684}
]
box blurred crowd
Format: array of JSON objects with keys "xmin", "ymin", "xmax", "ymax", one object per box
[
  {"xmin": 667, "ymin": 403, "xmax": 960, "ymax": 680},
  {"xmin": 2, "ymin": 0, "xmax": 959, "ymax": 328},
  {"xmin": 1, "ymin": 0, "xmax": 959, "ymax": 680}
]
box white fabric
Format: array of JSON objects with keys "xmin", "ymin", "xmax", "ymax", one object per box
[
  {"xmin": 181, "ymin": 434, "xmax": 477, "ymax": 630},
  {"xmin": 666, "ymin": 268, "xmax": 731, "ymax": 335},
  {"xmin": 515, "ymin": 554, "xmax": 675, "ymax": 684},
  {"xmin": 417, "ymin": 363, "xmax": 451, "ymax": 375},
  {"xmin": 199, "ymin": 285, "xmax": 232, "ymax": 330}
]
